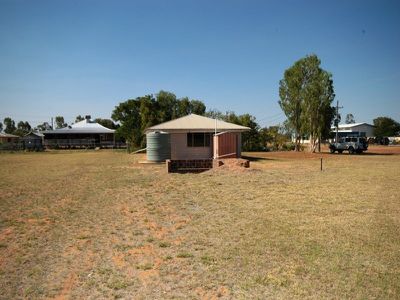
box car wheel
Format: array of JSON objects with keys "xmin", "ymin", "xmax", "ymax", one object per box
[
  {"xmin": 348, "ymin": 147, "xmax": 355, "ymax": 154},
  {"xmin": 338, "ymin": 150, "xmax": 343, "ymax": 154},
  {"xmin": 330, "ymin": 147, "xmax": 335, "ymax": 154}
]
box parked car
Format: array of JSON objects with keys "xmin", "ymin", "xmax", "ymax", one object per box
[{"xmin": 329, "ymin": 137, "xmax": 368, "ymax": 154}]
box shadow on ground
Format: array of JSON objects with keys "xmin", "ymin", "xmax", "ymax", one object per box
[{"xmin": 241, "ymin": 155, "xmax": 276, "ymax": 162}]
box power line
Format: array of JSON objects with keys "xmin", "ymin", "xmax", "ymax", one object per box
[{"xmin": 256, "ymin": 112, "xmax": 285, "ymax": 122}]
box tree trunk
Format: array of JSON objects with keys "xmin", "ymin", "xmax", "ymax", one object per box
[
  {"xmin": 318, "ymin": 134, "xmax": 321, "ymax": 152},
  {"xmin": 309, "ymin": 134, "xmax": 318, "ymax": 153},
  {"xmin": 295, "ymin": 135, "xmax": 301, "ymax": 151}
]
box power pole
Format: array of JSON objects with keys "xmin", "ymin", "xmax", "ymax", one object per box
[{"xmin": 335, "ymin": 100, "xmax": 343, "ymax": 143}]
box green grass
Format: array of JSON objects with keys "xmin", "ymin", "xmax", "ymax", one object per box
[
  {"xmin": 176, "ymin": 252, "xmax": 194, "ymax": 258},
  {"xmin": 0, "ymin": 148, "xmax": 399, "ymax": 299}
]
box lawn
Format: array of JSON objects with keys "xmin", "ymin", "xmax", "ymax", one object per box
[{"xmin": 0, "ymin": 147, "xmax": 399, "ymax": 299}]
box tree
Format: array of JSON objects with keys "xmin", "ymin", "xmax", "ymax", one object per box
[
  {"xmin": 14, "ymin": 121, "xmax": 31, "ymax": 136},
  {"xmin": 112, "ymin": 91, "xmax": 207, "ymax": 150},
  {"xmin": 3, "ymin": 117, "xmax": 16, "ymax": 134},
  {"xmin": 279, "ymin": 54, "xmax": 335, "ymax": 152},
  {"xmin": 205, "ymin": 109, "xmax": 225, "ymax": 120},
  {"xmin": 75, "ymin": 115, "xmax": 85, "ymax": 123},
  {"xmin": 260, "ymin": 125, "xmax": 290, "ymax": 151},
  {"xmin": 237, "ymin": 114, "xmax": 262, "ymax": 151},
  {"xmin": 373, "ymin": 117, "xmax": 400, "ymax": 137},
  {"xmin": 112, "ymin": 99, "xmax": 142, "ymax": 151},
  {"xmin": 176, "ymin": 98, "xmax": 206, "ymax": 116},
  {"xmin": 177, "ymin": 97, "xmax": 191, "ymax": 116},
  {"xmin": 55, "ymin": 116, "xmax": 67, "ymax": 129},
  {"xmin": 279, "ymin": 59, "xmax": 304, "ymax": 151},
  {"xmin": 139, "ymin": 95, "xmax": 158, "ymax": 143},
  {"xmin": 156, "ymin": 90, "xmax": 178, "ymax": 122},
  {"xmin": 0, "ymin": 122, "xmax": 2, "ymax": 132},
  {"xmin": 189, "ymin": 100, "xmax": 206, "ymax": 115},
  {"xmin": 36, "ymin": 122, "xmax": 52, "ymax": 131},
  {"xmin": 345, "ymin": 113, "xmax": 355, "ymax": 124},
  {"xmin": 205, "ymin": 109, "xmax": 263, "ymax": 151}
]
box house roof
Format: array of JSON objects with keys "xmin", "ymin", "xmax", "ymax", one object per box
[
  {"xmin": 146, "ymin": 114, "xmax": 250, "ymax": 133},
  {"xmin": 0, "ymin": 132, "xmax": 20, "ymax": 138},
  {"xmin": 24, "ymin": 131, "xmax": 44, "ymax": 137},
  {"xmin": 43, "ymin": 119, "xmax": 115, "ymax": 134},
  {"xmin": 331, "ymin": 122, "xmax": 374, "ymax": 130}
]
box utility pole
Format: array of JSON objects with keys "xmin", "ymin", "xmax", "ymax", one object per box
[
  {"xmin": 51, "ymin": 117, "xmax": 54, "ymax": 130},
  {"xmin": 335, "ymin": 100, "xmax": 343, "ymax": 143}
]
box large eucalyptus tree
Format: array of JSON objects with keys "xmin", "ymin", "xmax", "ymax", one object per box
[{"xmin": 279, "ymin": 54, "xmax": 335, "ymax": 152}]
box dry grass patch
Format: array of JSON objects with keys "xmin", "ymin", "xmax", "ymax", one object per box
[{"xmin": 0, "ymin": 148, "xmax": 399, "ymax": 299}]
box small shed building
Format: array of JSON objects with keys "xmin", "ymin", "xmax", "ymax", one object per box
[
  {"xmin": 22, "ymin": 132, "xmax": 44, "ymax": 151},
  {"xmin": 43, "ymin": 116, "xmax": 115, "ymax": 148},
  {"xmin": 145, "ymin": 114, "xmax": 250, "ymax": 161}
]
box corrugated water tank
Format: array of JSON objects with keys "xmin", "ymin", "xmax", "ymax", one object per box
[{"xmin": 146, "ymin": 131, "xmax": 171, "ymax": 162}]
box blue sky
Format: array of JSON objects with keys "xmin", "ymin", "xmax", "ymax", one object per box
[{"xmin": 0, "ymin": 0, "xmax": 399, "ymax": 128}]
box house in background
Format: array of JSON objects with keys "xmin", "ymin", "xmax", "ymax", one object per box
[
  {"xmin": 0, "ymin": 133, "xmax": 20, "ymax": 144},
  {"xmin": 0, "ymin": 133, "xmax": 20, "ymax": 150},
  {"xmin": 43, "ymin": 115, "xmax": 115, "ymax": 148},
  {"xmin": 331, "ymin": 122, "xmax": 375, "ymax": 138},
  {"xmin": 145, "ymin": 114, "xmax": 250, "ymax": 161},
  {"xmin": 292, "ymin": 122, "xmax": 376, "ymax": 144}
]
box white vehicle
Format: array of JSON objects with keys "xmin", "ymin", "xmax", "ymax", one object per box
[{"xmin": 329, "ymin": 137, "xmax": 368, "ymax": 154}]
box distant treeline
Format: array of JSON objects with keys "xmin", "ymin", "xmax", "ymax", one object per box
[
  {"xmin": 0, "ymin": 90, "xmax": 292, "ymax": 151},
  {"xmin": 3, "ymin": 89, "xmax": 398, "ymax": 152}
]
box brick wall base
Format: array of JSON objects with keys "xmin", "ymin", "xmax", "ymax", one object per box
[
  {"xmin": 166, "ymin": 158, "xmax": 250, "ymax": 173},
  {"xmin": 166, "ymin": 159, "xmax": 213, "ymax": 173}
]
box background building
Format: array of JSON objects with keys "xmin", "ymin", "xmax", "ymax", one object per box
[{"xmin": 43, "ymin": 116, "xmax": 115, "ymax": 149}]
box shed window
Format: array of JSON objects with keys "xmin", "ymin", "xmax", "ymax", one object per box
[{"xmin": 187, "ymin": 133, "xmax": 211, "ymax": 147}]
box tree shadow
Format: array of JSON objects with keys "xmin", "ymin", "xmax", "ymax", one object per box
[
  {"xmin": 360, "ymin": 152, "xmax": 395, "ymax": 156},
  {"xmin": 241, "ymin": 155, "xmax": 276, "ymax": 161}
]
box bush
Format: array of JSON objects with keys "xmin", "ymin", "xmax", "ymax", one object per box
[{"xmin": 282, "ymin": 143, "xmax": 296, "ymax": 151}]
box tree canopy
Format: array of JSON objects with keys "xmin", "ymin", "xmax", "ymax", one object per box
[
  {"xmin": 36, "ymin": 122, "xmax": 52, "ymax": 131},
  {"xmin": 3, "ymin": 117, "xmax": 16, "ymax": 134},
  {"xmin": 75, "ymin": 115, "xmax": 85, "ymax": 123},
  {"xmin": 345, "ymin": 113, "xmax": 355, "ymax": 124},
  {"xmin": 279, "ymin": 54, "xmax": 335, "ymax": 152},
  {"xmin": 373, "ymin": 117, "xmax": 400, "ymax": 137},
  {"xmin": 112, "ymin": 91, "xmax": 208, "ymax": 150},
  {"xmin": 94, "ymin": 118, "xmax": 118, "ymax": 130},
  {"xmin": 14, "ymin": 121, "xmax": 32, "ymax": 136},
  {"xmin": 55, "ymin": 116, "xmax": 67, "ymax": 129}
]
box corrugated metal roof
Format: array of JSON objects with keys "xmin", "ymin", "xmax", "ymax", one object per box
[
  {"xmin": 0, "ymin": 133, "xmax": 20, "ymax": 138},
  {"xmin": 25, "ymin": 131, "xmax": 44, "ymax": 137},
  {"xmin": 146, "ymin": 114, "xmax": 250, "ymax": 133},
  {"xmin": 331, "ymin": 122, "xmax": 374, "ymax": 129},
  {"xmin": 43, "ymin": 119, "xmax": 115, "ymax": 134}
]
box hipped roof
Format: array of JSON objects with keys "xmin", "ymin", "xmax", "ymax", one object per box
[
  {"xmin": 146, "ymin": 114, "xmax": 250, "ymax": 133},
  {"xmin": 43, "ymin": 119, "xmax": 115, "ymax": 134}
]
